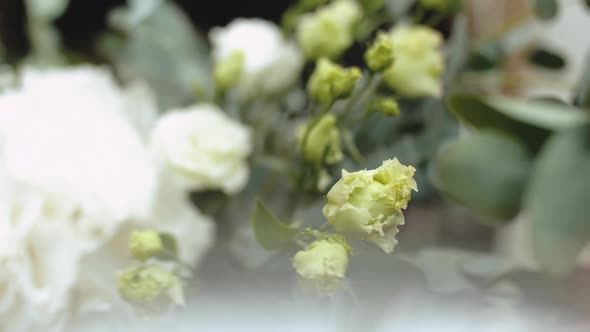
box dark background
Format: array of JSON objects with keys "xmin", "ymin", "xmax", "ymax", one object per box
[{"xmin": 0, "ymin": 0, "xmax": 294, "ymax": 59}]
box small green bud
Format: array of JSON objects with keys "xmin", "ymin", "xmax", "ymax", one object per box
[
  {"xmin": 117, "ymin": 265, "xmax": 184, "ymax": 309},
  {"xmin": 297, "ymin": 114, "xmax": 343, "ymax": 166},
  {"xmin": 129, "ymin": 230, "xmax": 165, "ymax": 262},
  {"xmin": 369, "ymin": 97, "xmax": 400, "ymax": 116},
  {"xmin": 322, "ymin": 159, "xmax": 417, "ymax": 253},
  {"xmin": 307, "ymin": 58, "xmax": 362, "ymax": 105},
  {"xmin": 365, "ymin": 32, "xmax": 395, "ymax": 72},
  {"xmin": 292, "ymin": 237, "xmax": 350, "ymax": 294},
  {"xmin": 296, "ymin": 1, "xmax": 362, "ymax": 59},
  {"xmin": 213, "ymin": 50, "xmax": 244, "ymax": 91}
]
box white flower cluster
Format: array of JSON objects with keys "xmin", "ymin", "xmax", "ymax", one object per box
[
  {"xmin": 0, "ymin": 66, "xmax": 251, "ymax": 331},
  {"xmin": 209, "ymin": 18, "xmax": 304, "ymax": 98}
]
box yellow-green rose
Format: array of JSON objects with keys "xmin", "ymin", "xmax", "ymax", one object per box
[
  {"xmin": 296, "ymin": 1, "xmax": 362, "ymax": 60},
  {"xmin": 322, "ymin": 159, "xmax": 417, "ymax": 253},
  {"xmin": 383, "ymin": 25, "xmax": 444, "ymax": 98}
]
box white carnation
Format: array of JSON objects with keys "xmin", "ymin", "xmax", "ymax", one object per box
[
  {"xmin": 210, "ymin": 18, "xmax": 303, "ymax": 98},
  {"xmin": 0, "ymin": 66, "xmax": 214, "ymax": 331},
  {"xmin": 151, "ymin": 104, "xmax": 253, "ymax": 194}
]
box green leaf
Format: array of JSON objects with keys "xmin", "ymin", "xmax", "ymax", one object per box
[
  {"xmin": 532, "ymin": 0, "xmax": 559, "ymax": 20},
  {"xmin": 102, "ymin": 1, "xmax": 211, "ymax": 108},
  {"xmin": 485, "ymin": 96, "xmax": 589, "ymax": 129},
  {"xmin": 447, "ymin": 94, "xmax": 589, "ymax": 151},
  {"xmin": 432, "ymin": 130, "xmax": 531, "ymax": 220},
  {"xmin": 527, "ymin": 125, "xmax": 590, "ymax": 276},
  {"xmin": 157, "ymin": 232, "xmax": 179, "ymax": 261},
  {"xmin": 574, "ymin": 53, "xmax": 590, "ymax": 109},
  {"xmin": 528, "ymin": 47, "xmax": 566, "ymax": 70},
  {"xmin": 251, "ymin": 199, "xmax": 298, "ymax": 251}
]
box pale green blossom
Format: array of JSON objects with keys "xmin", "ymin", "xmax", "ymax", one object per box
[
  {"xmin": 383, "ymin": 25, "xmax": 444, "ymax": 98},
  {"xmin": 322, "ymin": 159, "xmax": 417, "ymax": 253},
  {"xmin": 296, "ymin": 0, "xmax": 362, "ymax": 60},
  {"xmin": 292, "ymin": 236, "xmax": 350, "ymax": 293},
  {"xmin": 365, "ymin": 32, "xmax": 395, "ymax": 72},
  {"xmin": 129, "ymin": 230, "xmax": 165, "ymax": 262},
  {"xmin": 117, "ymin": 265, "xmax": 184, "ymax": 308},
  {"xmin": 307, "ymin": 58, "xmax": 361, "ymax": 105}
]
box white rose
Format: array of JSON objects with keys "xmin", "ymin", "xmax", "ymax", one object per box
[
  {"xmin": 151, "ymin": 104, "xmax": 253, "ymax": 194},
  {"xmin": 0, "ymin": 66, "xmax": 214, "ymax": 331},
  {"xmin": 210, "ymin": 18, "xmax": 303, "ymax": 98}
]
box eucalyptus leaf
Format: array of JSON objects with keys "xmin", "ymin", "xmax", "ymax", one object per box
[
  {"xmin": 432, "ymin": 130, "xmax": 531, "ymax": 220},
  {"xmin": 251, "ymin": 199, "xmax": 298, "ymax": 251},
  {"xmin": 102, "ymin": 1, "xmax": 211, "ymax": 108},
  {"xmin": 156, "ymin": 232, "xmax": 179, "ymax": 261},
  {"xmin": 485, "ymin": 96, "xmax": 589, "ymax": 129},
  {"xmin": 527, "ymin": 125, "xmax": 590, "ymax": 276},
  {"xmin": 408, "ymin": 249, "xmax": 480, "ymax": 294},
  {"xmin": 446, "ymin": 94, "xmax": 589, "ymax": 151},
  {"xmin": 531, "ymin": 0, "xmax": 559, "ymax": 20}
]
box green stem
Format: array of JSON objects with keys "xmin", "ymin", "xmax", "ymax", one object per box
[{"xmin": 339, "ymin": 73, "xmax": 383, "ymax": 125}]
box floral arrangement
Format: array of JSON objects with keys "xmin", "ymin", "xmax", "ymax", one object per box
[{"xmin": 1, "ymin": 0, "xmax": 590, "ymax": 330}]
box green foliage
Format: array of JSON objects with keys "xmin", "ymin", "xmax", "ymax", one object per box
[
  {"xmin": 432, "ymin": 130, "xmax": 531, "ymax": 220},
  {"xmin": 527, "ymin": 125, "xmax": 590, "ymax": 276},
  {"xmin": 531, "ymin": 0, "xmax": 559, "ymax": 20},
  {"xmin": 158, "ymin": 233, "xmax": 180, "ymax": 261},
  {"xmin": 251, "ymin": 199, "xmax": 298, "ymax": 250},
  {"xmin": 101, "ymin": 1, "xmax": 211, "ymax": 108},
  {"xmin": 446, "ymin": 95, "xmax": 589, "ymax": 151}
]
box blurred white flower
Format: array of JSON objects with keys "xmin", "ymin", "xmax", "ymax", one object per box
[
  {"xmin": 210, "ymin": 18, "xmax": 303, "ymax": 98},
  {"xmin": 151, "ymin": 104, "xmax": 253, "ymax": 195},
  {"xmin": 0, "ymin": 66, "xmax": 214, "ymax": 331},
  {"xmin": 0, "ymin": 66, "xmax": 158, "ymax": 222}
]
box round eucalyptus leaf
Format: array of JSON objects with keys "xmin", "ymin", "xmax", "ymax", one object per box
[
  {"xmin": 433, "ymin": 130, "xmax": 531, "ymax": 220},
  {"xmin": 527, "ymin": 125, "xmax": 590, "ymax": 276}
]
